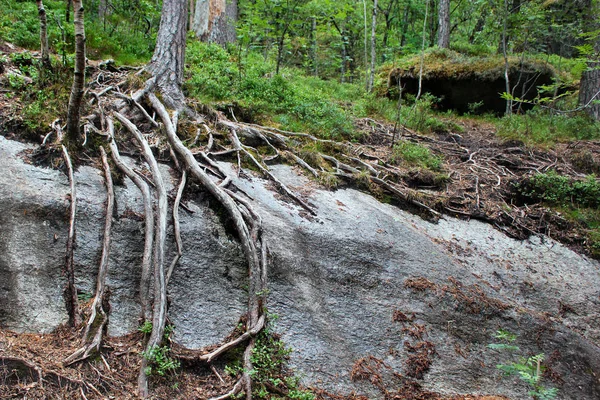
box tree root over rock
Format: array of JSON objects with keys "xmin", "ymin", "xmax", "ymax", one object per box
[
  {"xmin": 48, "ymin": 56, "xmax": 586, "ymax": 398},
  {"xmin": 64, "ymin": 146, "xmax": 114, "ymax": 366}
]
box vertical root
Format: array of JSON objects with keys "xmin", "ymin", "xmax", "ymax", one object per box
[
  {"xmin": 166, "ymin": 170, "xmax": 186, "ymax": 285},
  {"xmin": 107, "ymin": 117, "xmax": 155, "ymax": 321},
  {"xmin": 61, "ymin": 145, "xmax": 80, "ymax": 327},
  {"xmin": 64, "ymin": 146, "xmax": 114, "ymax": 365},
  {"xmin": 114, "ymin": 111, "xmax": 169, "ymax": 398}
]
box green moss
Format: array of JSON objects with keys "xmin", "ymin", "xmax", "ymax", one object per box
[
  {"xmin": 390, "ymin": 141, "xmax": 443, "ymax": 171},
  {"xmin": 383, "ymin": 48, "xmax": 564, "ymax": 83}
]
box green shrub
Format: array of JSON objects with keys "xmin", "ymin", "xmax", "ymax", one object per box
[
  {"xmin": 185, "ymin": 42, "xmax": 354, "ymax": 140},
  {"xmin": 497, "ymin": 108, "xmax": 600, "ymax": 145},
  {"xmin": 391, "ymin": 141, "xmax": 443, "ymax": 171},
  {"xmin": 516, "ymin": 171, "xmax": 600, "ymax": 208}
]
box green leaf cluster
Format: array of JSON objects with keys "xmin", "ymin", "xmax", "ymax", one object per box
[
  {"xmin": 185, "ymin": 42, "xmax": 355, "ymax": 140},
  {"xmin": 488, "ymin": 330, "xmax": 558, "ymax": 400},
  {"xmin": 141, "ymin": 345, "xmax": 180, "ymax": 377},
  {"xmin": 517, "ymin": 171, "xmax": 600, "ymax": 208}
]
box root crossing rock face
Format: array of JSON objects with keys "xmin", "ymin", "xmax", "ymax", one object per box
[{"xmin": 1, "ymin": 136, "xmax": 600, "ymax": 399}]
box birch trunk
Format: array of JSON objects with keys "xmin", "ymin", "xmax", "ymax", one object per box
[{"xmin": 65, "ymin": 0, "xmax": 85, "ymax": 144}]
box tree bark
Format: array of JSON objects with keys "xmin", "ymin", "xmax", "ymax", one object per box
[
  {"xmin": 65, "ymin": 0, "xmax": 85, "ymax": 145},
  {"xmin": 62, "ymin": 145, "xmax": 80, "ymax": 327},
  {"xmin": 399, "ymin": 1, "xmax": 411, "ymax": 47},
  {"xmin": 368, "ymin": 0, "xmax": 378, "ymax": 92},
  {"xmin": 437, "ymin": 0, "xmax": 450, "ymax": 48},
  {"xmin": 502, "ymin": 0, "xmax": 512, "ymax": 115},
  {"xmin": 147, "ymin": 0, "xmax": 188, "ymax": 106},
  {"xmin": 36, "ymin": 0, "xmax": 51, "ymax": 68},
  {"xmin": 191, "ymin": 0, "xmax": 237, "ymax": 45},
  {"xmin": 579, "ymin": 4, "xmax": 600, "ymax": 120},
  {"xmin": 416, "ymin": 0, "xmax": 429, "ymax": 100}
]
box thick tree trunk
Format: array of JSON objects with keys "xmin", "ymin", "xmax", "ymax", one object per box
[
  {"xmin": 437, "ymin": 0, "xmax": 450, "ymax": 48},
  {"xmin": 191, "ymin": 0, "xmax": 237, "ymax": 45},
  {"xmin": 36, "ymin": 0, "xmax": 50, "ymax": 68},
  {"xmin": 65, "ymin": 0, "xmax": 85, "ymax": 145},
  {"xmin": 147, "ymin": 0, "xmax": 188, "ymax": 106},
  {"xmin": 579, "ymin": 65, "xmax": 600, "ymax": 120}
]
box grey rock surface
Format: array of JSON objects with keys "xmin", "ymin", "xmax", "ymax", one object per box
[{"xmin": 1, "ymin": 136, "xmax": 599, "ymax": 399}]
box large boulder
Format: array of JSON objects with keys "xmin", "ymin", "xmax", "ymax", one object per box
[
  {"xmin": 1, "ymin": 136, "xmax": 599, "ymax": 399},
  {"xmin": 387, "ymin": 50, "xmax": 561, "ymax": 115}
]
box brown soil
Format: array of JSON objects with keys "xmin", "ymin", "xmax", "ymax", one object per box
[{"xmin": 355, "ymin": 116, "xmax": 599, "ymax": 257}]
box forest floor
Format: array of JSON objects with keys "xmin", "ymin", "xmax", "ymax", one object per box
[{"xmin": 0, "ymin": 44, "xmax": 595, "ymax": 399}]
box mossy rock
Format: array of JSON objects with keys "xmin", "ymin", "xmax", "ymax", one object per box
[{"xmin": 386, "ymin": 49, "xmax": 563, "ymax": 115}]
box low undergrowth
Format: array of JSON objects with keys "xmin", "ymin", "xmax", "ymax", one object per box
[
  {"xmin": 516, "ymin": 171, "xmax": 600, "ymax": 255},
  {"xmin": 185, "ymin": 42, "xmax": 355, "ymax": 141},
  {"xmin": 497, "ymin": 108, "xmax": 600, "ymax": 146},
  {"xmin": 224, "ymin": 315, "xmax": 315, "ymax": 400}
]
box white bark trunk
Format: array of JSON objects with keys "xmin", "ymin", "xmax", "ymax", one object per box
[{"xmin": 437, "ymin": 0, "xmax": 450, "ymax": 48}]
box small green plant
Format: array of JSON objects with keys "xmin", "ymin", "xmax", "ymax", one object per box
[
  {"xmin": 141, "ymin": 345, "xmax": 180, "ymax": 377},
  {"xmin": 468, "ymin": 100, "xmax": 485, "ymax": 114},
  {"xmin": 488, "ymin": 330, "xmax": 558, "ymax": 400},
  {"xmin": 516, "ymin": 171, "xmax": 600, "ymax": 208},
  {"xmin": 138, "ymin": 321, "xmax": 153, "ymax": 334},
  {"xmin": 222, "ymin": 312, "xmax": 315, "ymax": 399},
  {"xmin": 390, "ymin": 141, "xmax": 443, "ymax": 171},
  {"xmin": 77, "ymin": 291, "xmax": 93, "ymax": 302},
  {"xmin": 7, "ymin": 72, "xmax": 25, "ymax": 89}
]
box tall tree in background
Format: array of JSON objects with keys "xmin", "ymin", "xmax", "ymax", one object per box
[
  {"xmin": 378, "ymin": 0, "xmax": 399, "ymax": 62},
  {"xmin": 190, "ymin": 0, "xmax": 238, "ymax": 45},
  {"xmin": 36, "ymin": 0, "xmax": 50, "ymax": 68},
  {"xmin": 437, "ymin": 0, "xmax": 450, "ymax": 48},
  {"xmin": 579, "ymin": 1, "xmax": 600, "ymax": 120},
  {"xmin": 368, "ymin": 0, "xmax": 378, "ymax": 92}
]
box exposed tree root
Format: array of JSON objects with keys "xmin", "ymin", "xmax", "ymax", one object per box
[
  {"xmin": 0, "ymin": 356, "xmax": 102, "ymax": 395},
  {"xmin": 166, "ymin": 170, "xmax": 186, "ymax": 285},
  {"xmin": 46, "ymin": 48, "xmax": 590, "ymax": 398},
  {"xmin": 107, "ymin": 118, "xmax": 155, "ymax": 321},
  {"xmin": 64, "ymin": 146, "xmax": 114, "ymax": 366},
  {"xmin": 114, "ymin": 110, "xmax": 170, "ymax": 398},
  {"xmin": 61, "ymin": 144, "xmax": 80, "ymax": 327},
  {"xmin": 149, "ymin": 92, "xmax": 268, "ymax": 399}
]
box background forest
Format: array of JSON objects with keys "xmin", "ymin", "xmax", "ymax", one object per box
[{"xmin": 1, "ymin": 0, "xmax": 599, "ymax": 138}]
